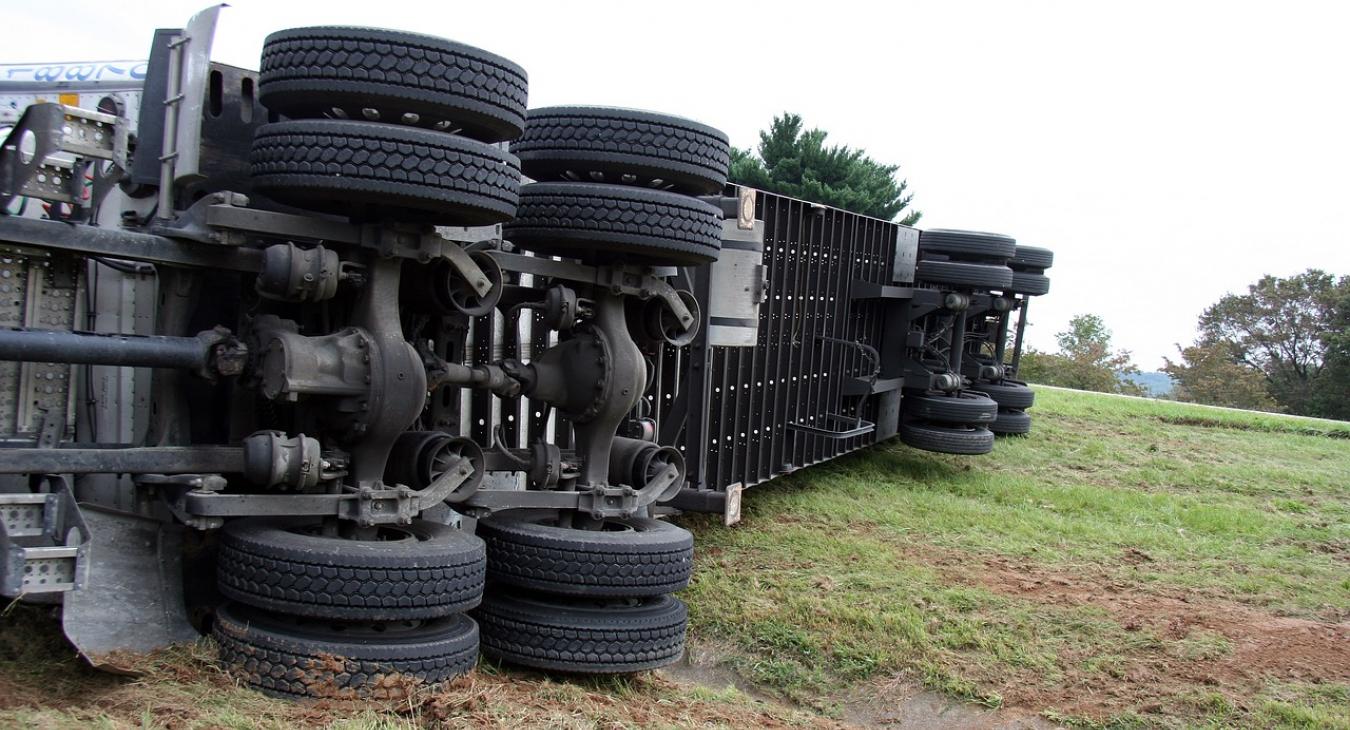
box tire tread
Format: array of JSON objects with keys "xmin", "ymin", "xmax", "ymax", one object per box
[
  {"xmin": 260, "ymin": 26, "xmax": 527, "ymax": 142},
  {"xmin": 250, "ymin": 120, "xmax": 520, "ymax": 224}
]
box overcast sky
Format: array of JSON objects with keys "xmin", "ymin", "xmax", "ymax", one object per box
[{"xmin": 7, "ymin": 0, "xmax": 1349, "ymax": 369}]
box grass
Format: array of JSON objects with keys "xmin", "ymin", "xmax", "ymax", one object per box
[
  {"xmin": 0, "ymin": 387, "xmax": 1345, "ymax": 728},
  {"xmin": 679, "ymin": 387, "xmax": 1350, "ymax": 727}
]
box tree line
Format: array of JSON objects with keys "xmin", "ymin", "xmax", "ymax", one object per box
[
  {"xmin": 1020, "ymin": 271, "xmax": 1348, "ymax": 421},
  {"xmin": 1164, "ymin": 270, "xmax": 1348, "ymax": 419}
]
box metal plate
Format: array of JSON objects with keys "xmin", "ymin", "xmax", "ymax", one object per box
[
  {"xmin": 62, "ymin": 507, "xmax": 200, "ymax": 658},
  {"xmin": 892, "ymin": 226, "xmax": 919, "ymax": 284},
  {"xmin": 707, "ymin": 220, "xmax": 766, "ymax": 348},
  {"xmin": 0, "ymin": 253, "xmax": 29, "ymax": 435},
  {"xmin": 0, "ymin": 252, "xmax": 76, "ymax": 439},
  {"xmin": 16, "ymin": 258, "xmax": 77, "ymax": 437}
]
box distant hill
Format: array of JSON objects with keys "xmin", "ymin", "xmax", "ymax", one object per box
[{"xmin": 1122, "ymin": 371, "xmax": 1175, "ymax": 397}]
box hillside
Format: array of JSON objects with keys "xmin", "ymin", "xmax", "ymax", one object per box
[
  {"xmin": 1, "ymin": 388, "xmax": 1347, "ymax": 728},
  {"xmin": 682, "ymin": 388, "xmax": 1349, "ymax": 727},
  {"xmin": 1122, "ymin": 371, "xmax": 1175, "ymax": 397}
]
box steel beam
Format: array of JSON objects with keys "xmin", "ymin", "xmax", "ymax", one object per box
[
  {"xmin": 0, "ymin": 216, "xmax": 263, "ymax": 272},
  {"xmin": 0, "ymin": 446, "xmax": 245, "ymax": 474}
]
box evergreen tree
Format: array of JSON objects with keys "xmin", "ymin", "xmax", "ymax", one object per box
[{"xmin": 730, "ymin": 113, "xmax": 921, "ymax": 224}]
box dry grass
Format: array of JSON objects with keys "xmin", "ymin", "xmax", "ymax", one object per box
[{"xmin": 0, "ymin": 605, "xmax": 832, "ymax": 729}]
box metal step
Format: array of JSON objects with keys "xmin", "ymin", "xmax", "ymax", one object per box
[
  {"xmin": 0, "ymin": 477, "xmax": 89, "ymax": 596},
  {"xmin": 0, "ymin": 493, "xmax": 54, "ymax": 538}
]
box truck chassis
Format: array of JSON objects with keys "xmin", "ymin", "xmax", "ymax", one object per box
[{"xmin": 0, "ymin": 8, "xmax": 1054, "ymax": 696}]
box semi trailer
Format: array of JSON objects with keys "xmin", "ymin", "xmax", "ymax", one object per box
[{"xmin": 0, "ymin": 6, "xmax": 1055, "ymax": 697}]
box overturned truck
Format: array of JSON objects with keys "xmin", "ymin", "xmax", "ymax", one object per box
[{"xmin": 0, "ymin": 9, "xmax": 1054, "ymax": 697}]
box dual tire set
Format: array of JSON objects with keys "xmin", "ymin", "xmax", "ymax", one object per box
[
  {"xmin": 214, "ymin": 513, "xmax": 696, "ymax": 695},
  {"xmin": 249, "ymin": 26, "xmax": 529, "ymax": 225},
  {"xmin": 975, "ymin": 245, "xmax": 1055, "ymax": 435},
  {"xmin": 902, "ymin": 229, "xmax": 1017, "ymax": 455},
  {"xmin": 904, "ymin": 232, "xmax": 1056, "ymax": 449},
  {"xmin": 474, "ymin": 513, "xmax": 695, "ymax": 673},
  {"xmin": 899, "ymin": 390, "xmax": 998, "ymax": 455},
  {"xmin": 505, "ymin": 106, "xmax": 731, "ymax": 267},
  {"xmin": 214, "ymin": 517, "xmax": 487, "ymax": 698}
]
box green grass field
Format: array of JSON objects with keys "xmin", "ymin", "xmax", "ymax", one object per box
[
  {"xmin": 1, "ymin": 388, "xmax": 1346, "ymax": 728},
  {"xmin": 683, "ymin": 388, "xmax": 1350, "ymax": 727}
]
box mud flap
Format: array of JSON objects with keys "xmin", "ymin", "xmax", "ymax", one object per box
[{"xmin": 62, "ymin": 507, "xmax": 200, "ymax": 667}]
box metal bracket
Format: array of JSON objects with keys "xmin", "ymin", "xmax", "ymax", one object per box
[
  {"xmin": 143, "ymin": 473, "xmax": 228, "ymax": 529},
  {"xmin": 0, "ymin": 476, "xmax": 90, "ymax": 596},
  {"xmin": 818, "ymin": 335, "xmax": 880, "ymax": 429},
  {"xmin": 440, "ymin": 241, "xmax": 494, "ymax": 298},
  {"xmin": 737, "ymin": 187, "xmax": 757, "ymax": 230},
  {"xmin": 490, "ymin": 252, "xmax": 696, "ymax": 331},
  {"xmin": 360, "ymin": 225, "xmax": 494, "ymax": 298},
  {"xmin": 161, "ymin": 196, "xmax": 493, "ymax": 297},
  {"xmin": 178, "ymin": 455, "xmax": 473, "ymax": 527},
  {"xmin": 197, "ymin": 197, "xmax": 360, "ymax": 244},
  {"xmin": 0, "ymin": 103, "xmax": 126, "ymax": 214},
  {"xmin": 463, "ymin": 462, "xmax": 680, "ymax": 518}
]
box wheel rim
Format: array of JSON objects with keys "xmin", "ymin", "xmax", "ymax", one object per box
[
  {"xmin": 438, "ymin": 252, "xmax": 503, "ymax": 317},
  {"xmin": 324, "ymin": 104, "xmax": 469, "ymax": 134},
  {"xmin": 422, "ymin": 435, "xmax": 485, "ymax": 499},
  {"xmin": 644, "ymin": 290, "xmax": 701, "ymax": 346}
]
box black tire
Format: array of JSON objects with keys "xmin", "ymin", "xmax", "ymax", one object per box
[
  {"xmin": 259, "ymin": 26, "xmax": 528, "ymax": 143},
  {"xmin": 476, "ymin": 591, "xmax": 686, "ymax": 673},
  {"xmin": 1010, "ymin": 245, "xmax": 1054, "ymax": 270},
  {"xmin": 214, "ymin": 602, "xmax": 478, "ymax": 699},
  {"xmin": 250, "ymin": 120, "xmax": 520, "ymax": 225},
  {"xmin": 478, "ymin": 514, "xmax": 693, "ymax": 598},
  {"xmin": 505, "ymin": 183, "xmax": 722, "ymax": 265},
  {"xmin": 218, "ymin": 516, "xmax": 486, "ymax": 621},
  {"xmin": 991, "ymin": 409, "xmax": 1032, "ymax": 435},
  {"xmin": 902, "ymin": 390, "xmax": 998, "ymax": 425},
  {"xmin": 918, "ymin": 229, "xmax": 1016, "ymax": 261},
  {"xmin": 511, "ymin": 106, "xmax": 730, "ymax": 195},
  {"xmin": 975, "ymin": 380, "xmax": 1035, "ymax": 409},
  {"xmin": 1009, "ymin": 271, "xmax": 1051, "ymax": 296},
  {"xmin": 915, "ymin": 259, "xmax": 1013, "ymax": 290},
  {"xmin": 899, "ymin": 421, "xmax": 994, "ymax": 455}
]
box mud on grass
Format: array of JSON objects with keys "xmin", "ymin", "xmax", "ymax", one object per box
[
  {"xmin": 0, "ymin": 604, "xmax": 834, "ymax": 729},
  {"xmin": 678, "ymin": 388, "xmax": 1350, "ymax": 728}
]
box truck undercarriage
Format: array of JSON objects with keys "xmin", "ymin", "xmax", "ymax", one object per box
[{"xmin": 0, "ymin": 7, "xmax": 1054, "ymax": 696}]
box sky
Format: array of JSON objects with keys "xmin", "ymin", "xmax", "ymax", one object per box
[{"xmin": 5, "ymin": 0, "xmax": 1349, "ymax": 370}]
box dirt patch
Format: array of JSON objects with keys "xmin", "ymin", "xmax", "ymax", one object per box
[
  {"xmin": 840, "ymin": 679, "xmax": 1057, "ymax": 730},
  {"xmin": 912, "ymin": 545, "xmax": 1350, "ymax": 720},
  {"xmin": 663, "ymin": 638, "xmax": 791, "ymax": 708},
  {"xmin": 668, "ymin": 638, "xmax": 1059, "ymax": 730}
]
